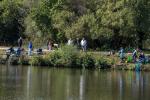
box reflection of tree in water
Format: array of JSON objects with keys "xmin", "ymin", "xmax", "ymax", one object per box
[
  {"xmin": 1, "ymin": 66, "xmax": 150, "ymax": 100},
  {"xmin": 79, "ymin": 74, "xmax": 85, "ymax": 100}
]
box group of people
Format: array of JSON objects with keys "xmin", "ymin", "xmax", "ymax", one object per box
[
  {"xmin": 132, "ymin": 49, "xmax": 147, "ymax": 63},
  {"xmin": 119, "ymin": 47, "xmax": 148, "ymax": 64},
  {"xmin": 16, "ymin": 37, "xmax": 88, "ymax": 56},
  {"xmin": 17, "ymin": 37, "xmax": 33, "ymax": 56},
  {"xmin": 14, "ymin": 37, "xmax": 150, "ymax": 64},
  {"xmin": 67, "ymin": 38, "xmax": 87, "ymax": 51}
]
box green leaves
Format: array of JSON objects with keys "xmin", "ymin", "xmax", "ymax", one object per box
[
  {"xmin": 24, "ymin": 0, "xmax": 150, "ymax": 48},
  {"xmin": 0, "ymin": 0, "xmax": 149, "ymax": 48},
  {"xmin": 0, "ymin": 0, "xmax": 27, "ymax": 43}
]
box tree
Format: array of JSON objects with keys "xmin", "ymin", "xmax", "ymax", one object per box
[
  {"xmin": 30, "ymin": 0, "xmax": 63, "ymax": 39},
  {"xmin": 29, "ymin": 0, "xmax": 150, "ymax": 49},
  {"xmin": 0, "ymin": 0, "xmax": 27, "ymax": 44},
  {"xmin": 95, "ymin": 0, "xmax": 137, "ymax": 48},
  {"xmin": 131, "ymin": 0, "xmax": 150, "ymax": 49}
]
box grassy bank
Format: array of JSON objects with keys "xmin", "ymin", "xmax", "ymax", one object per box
[
  {"xmin": 0, "ymin": 45, "xmax": 111, "ymax": 68},
  {"xmin": 0, "ymin": 45, "xmax": 150, "ymax": 71},
  {"xmin": 28, "ymin": 46, "xmax": 112, "ymax": 69}
]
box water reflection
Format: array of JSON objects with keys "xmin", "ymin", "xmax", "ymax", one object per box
[{"xmin": 0, "ymin": 65, "xmax": 150, "ymax": 100}]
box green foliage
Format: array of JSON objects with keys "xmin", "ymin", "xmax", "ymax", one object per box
[
  {"xmin": 76, "ymin": 53, "xmax": 95, "ymax": 68},
  {"xmin": 29, "ymin": 0, "xmax": 149, "ymax": 49},
  {"xmin": 0, "ymin": 0, "xmax": 149, "ymax": 49},
  {"xmin": 29, "ymin": 0, "xmax": 63, "ymax": 40},
  {"xmin": 131, "ymin": 0, "xmax": 150, "ymax": 48},
  {"xmin": 0, "ymin": 43, "xmax": 114, "ymax": 68},
  {"xmin": 95, "ymin": 56, "xmax": 111, "ymax": 69},
  {"xmin": 0, "ymin": 0, "xmax": 28, "ymax": 43},
  {"xmin": 46, "ymin": 50, "xmax": 62, "ymax": 67},
  {"xmin": 46, "ymin": 45, "xmax": 78, "ymax": 67},
  {"xmin": 29, "ymin": 45, "xmax": 111, "ymax": 68},
  {"xmin": 30, "ymin": 56, "xmax": 48, "ymax": 66},
  {"xmin": 59, "ymin": 45, "xmax": 78, "ymax": 66},
  {"xmin": 18, "ymin": 55, "xmax": 29, "ymax": 65}
]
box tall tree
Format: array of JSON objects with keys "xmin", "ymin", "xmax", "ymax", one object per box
[
  {"xmin": 0, "ymin": 0, "xmax": 27, "ymax": 43},
  {"xmin": 132, "ymin": 0, "xmax": 150, "ymax": 49}
]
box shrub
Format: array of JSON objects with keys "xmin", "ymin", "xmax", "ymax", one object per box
[
  {"xmin": 46, "ymin": 51, "xmax": 62, "ymax": 67},
  {"xmin": 59, "ymin": 45, "xmax": 78, "ymax": 67},
  {"xmin": 95, "ymin": 56, "xmax": 111, "ymax": 69},
  {"xmin": 29, "ymin": 45, "xmax": 79, "ymax": 67},
  {"xmin": 28, "ymin": 45, "xmax": 112, "ymax": 69},
  {"xmin": 30, "ymin": 56, "xmax": 48, "ymax": 66},
  {"xmin": 76, "ymin": 53, "xmax": 95, "ymax": 68},
  {"xmin": 46, "ymin": 45, "xmax": 78, "ymax": 67},
  {"xmin": 7, "ymin": 55, "xmax": 19, "ymax": 65},
  {"xmin": 18, "ymin": 55, "xmax": 29, "ymax": 65}
]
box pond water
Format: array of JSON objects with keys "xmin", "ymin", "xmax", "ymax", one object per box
[{"xmin": 0, "ymin": 65, "xmax": 150, "ymax": 100}]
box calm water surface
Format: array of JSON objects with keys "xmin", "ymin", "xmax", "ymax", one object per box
[{"xmin": 0, "ymin": 65, "xmax": 150, "ymax": 100}]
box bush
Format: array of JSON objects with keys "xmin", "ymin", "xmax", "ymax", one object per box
[
  {"xmin": 46, "ymin": 45, "xmax": 78, "ymax": 67},
  {"xmin": 7, "ymin": 55, "xmax": 19, "ymax": 65},
  {"xmin": 28, "ymin": 45, "xmax": 112, "ymax": 69},
  {"xmin": 46, "ymin": 51, "xmax": 62, "ymax": 67},
  {"xmin": 76, "ymin": 53, "xmax": 95, "ymax": 68},
  {"xmin": 18, "ymin": 55, "xmax": 29, "ymax": 65},
  {"xmin": 30, "ymin": 56, "xmax": 48, "ymax": 66},
  {"xmin": 95, "ymin": 56, "xmax": 111, "ymax": 69},
  {"xmin": 59, "ymin": 45, "xmax": 78, "ymax": 67}
]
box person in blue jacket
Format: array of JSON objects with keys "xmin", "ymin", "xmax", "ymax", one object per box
[
  {"xmin": 139, "ymin": 52, "xmax": 145, "ymax": 63},
  {"xmin": 119, "ymin": 47, "xmax": 125, "ymax": 62},
  {"xmin": 28, "ymin": 41, "xmax": 33, "ymax": 56}
]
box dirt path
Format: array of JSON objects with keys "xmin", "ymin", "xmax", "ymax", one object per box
[{"xmin": 0, "ymin": 46, "xmax": 9, "ymax": 49}]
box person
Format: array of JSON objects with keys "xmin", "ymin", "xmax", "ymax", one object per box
[
  {"xmin": 47, "ymin": 40, "xmax": 52, "ymax": 51},
  {"xmin": 119, "ymin": 47, "xmax": 124, "ymax": 62},
  {"xmin": 6, "ymin": 46, "xmax": 15, "ymax": 60},
  {"xmin": 132, "ymin": 49, "xmax": 137, "ymax": 62},
  {"xmin": 9, "ymin": 47, "xmax": 15, "ymax": 54},
  {"xmin": 16, "ymin": 47, "xmax": 22, "ymax": 56},
  {"xmin": 126, "ymin": 51, "xmax": 133, "ymax": 63},
  {"xmin": 139, "ymin": 52, "xmax": 145, "ymax": 63},
  {"xmin": 18, "ymin": 37, "xmax": 23, "ymax": 47},
  {"xmin": 67, "ymin": 38, "xmax": 73, "ymax": 45},
  {"xmin": 6, "ymin": 46, "xmax": 15, "ymax": 55},
  {"xmin": 28, "ymin": 41, "xmax": 33, "ymax": 56},
  {"xmin": 75, "ymin": 38, "xmax": 80, "ymax": 48},
  {"xmin": 80, "ymin": 38, "xmax": 87, "ymax": 52},
  {"xmin": 109, "ymin": 50, "xmax": 115, "ymax": 55}
]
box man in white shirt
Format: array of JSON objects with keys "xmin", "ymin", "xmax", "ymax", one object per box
[
  {"xmin": 67, "ymin": 38, "xmax": 73, "ymax": 45},
  {"xmin": 80, "ymin": 38, "xmax": 87, "ymax": 51}
]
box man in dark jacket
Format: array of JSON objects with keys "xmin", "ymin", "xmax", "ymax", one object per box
[{"xmin": 18, "ymin": 37, "xmax": 23, "ymax": 47}]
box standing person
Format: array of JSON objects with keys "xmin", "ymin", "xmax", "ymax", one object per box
[
  {"xmin": 47, "ymin": 40, "xmax": 52, "ymax": 51},
  {"xmin": 67, "ymin": 38, "xmax": 73, "ymax": 45},
  {"xmin": 80, "ymin": 38, "xmax": 87, "ymax": 52},
  {"xmin": 28, "ymin": 41, "xmax": 33, "ymax": 56},
  {"xmin": 76, "ymin": 38, "xmax": 80, "ymax": 48},
  {"xmin": 18, "ymin": 37, "xmax": 23, "ymax": 47},
  {"xmin": 119, "ymin": 47, "xmax": 124, "ymax": 62},
  {"xmin": 132, "ymin": 49, "xmax": 137, "ymax": 62}
]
